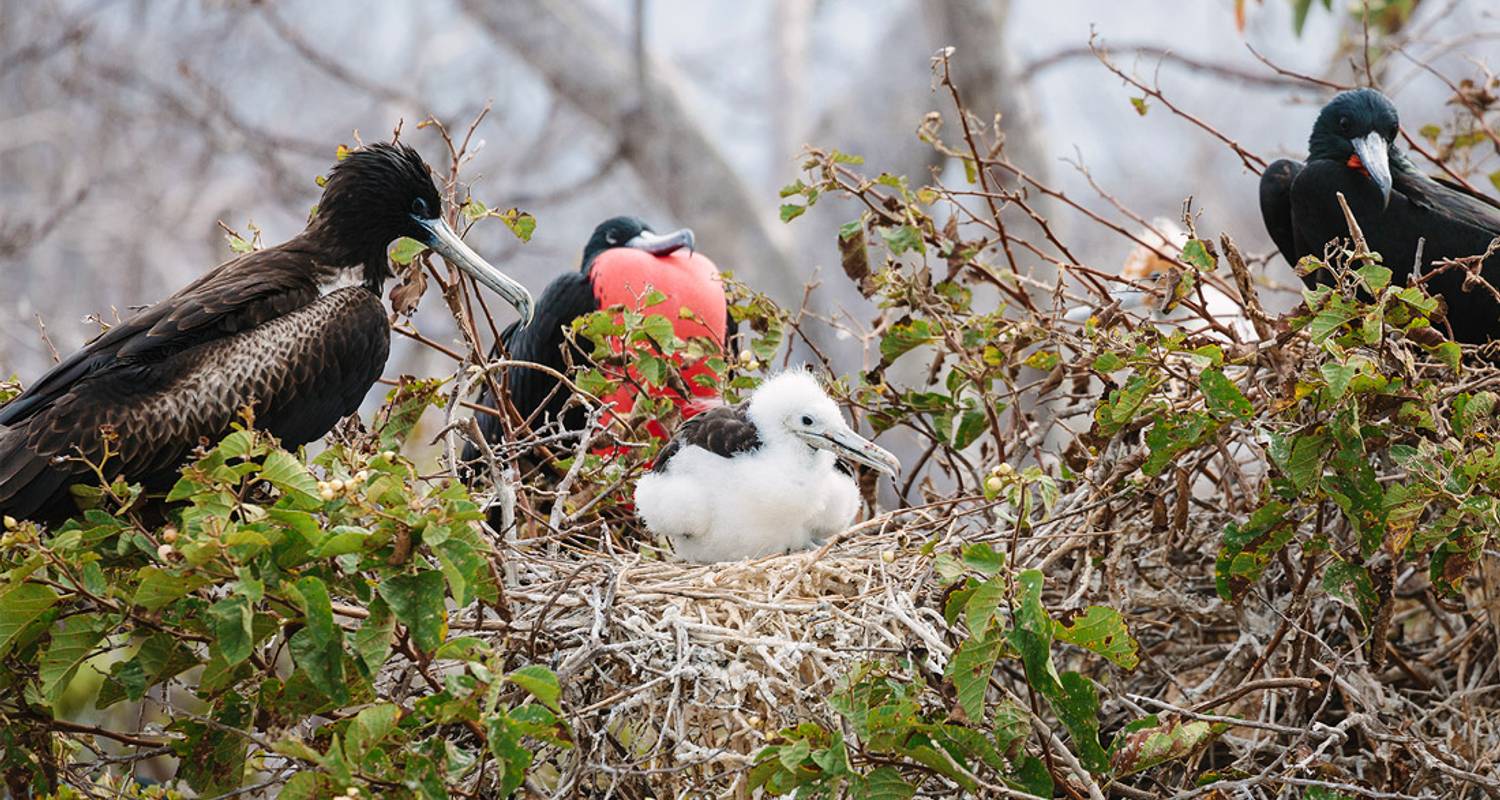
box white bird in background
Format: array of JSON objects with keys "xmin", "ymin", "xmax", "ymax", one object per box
[
  {"xmin": 1065, "ymin": 218, "xmax": 1254, "ymax": 341},
  {"xmin": 635, "ymin": 370, "xmax": 901, "ymax": 563}
]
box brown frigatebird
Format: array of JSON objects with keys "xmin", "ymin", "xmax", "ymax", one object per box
[
  {"xmin": 0, "ymin": 142, "xmax": 533, "ymax": 522},
  {"xmin": 1260, "ymin": 88, "xmax": 1500, "ymax": 343}
]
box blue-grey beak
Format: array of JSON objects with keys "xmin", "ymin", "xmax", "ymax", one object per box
[
  {"xmin": 417, "ymin": 215, "xmax": 534, "ymax": 323},
  {"xmin": 1351, "ymin": 131, "xmax": 1393, "ymax": 210},
  {"xmin": 626, "ymin": 227, "xmax": 695, "ymax": 257}
]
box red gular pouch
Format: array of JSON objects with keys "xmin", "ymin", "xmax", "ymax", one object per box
[
  {"xmin": 587, "ymin": 248, "xmax": 730, "ymax": 452},
  {"xmin": 1347, "ymin": 153, "xmax": 1370, "ymax": 177}
]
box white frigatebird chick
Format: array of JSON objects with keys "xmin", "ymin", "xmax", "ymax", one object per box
[
  {"xmin": 464, "ymin": 215, "xmax": 729, "ymax": 465},
  {"xmin": 634, "ymin": 370, "xmax": 900, "ymax": 563},
  {"xmin": 0, "ymin": 143, "xmax": 534, "ymax": 522},
  {"xmin": 1260, "ymin": 88, "xmax": 1500, "ymax": 343}
]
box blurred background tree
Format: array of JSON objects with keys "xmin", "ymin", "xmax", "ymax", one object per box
[{"xmin": 5, "ymin": 0, "xmax": 1493, "ymax": 393}]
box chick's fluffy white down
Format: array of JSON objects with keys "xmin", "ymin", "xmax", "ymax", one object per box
[{"xmin": 635, "ymin": 443, "xmax": 858, "ymax": 562}]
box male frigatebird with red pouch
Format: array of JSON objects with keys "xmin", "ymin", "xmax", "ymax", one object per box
[
  {"xmin": 465, "ymin": 216, "xmax": 731, "ymax": 465},
  {"xmin": 1260, "ymin": 88, "xmax": 1500, "ymax": 343},
  {"xmin": 0, "ymin": 143, "xmax": 534, "ymax": 522}
]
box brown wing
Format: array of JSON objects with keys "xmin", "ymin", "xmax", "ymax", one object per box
[
  {"xmin": 651, "ymin": 403, "xmax": 761, "ymax": 472},
  {"xmin": 0, "ymin": 245, "xmax": 322, "ymax": 426},
  {"xmin": 0, "ymin": 288, "xmax": 389, "ymax": 521}
]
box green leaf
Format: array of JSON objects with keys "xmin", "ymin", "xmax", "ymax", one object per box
[
  {"xmin": 389, "ymin": 237, "xmax": 428, "ymax": 266},
  {"xmin": 1008, "ymin": 571, "xmax": 1109, "ymax": 773},
  {"xmin": 1200, "ymin": 369, "xmax": 1252, "ymax": 420},
  {"xmin": 294, "ymin": 576, "xmax": 336, "ymax": 647},
  {"xmin": 132, "ymin": 567, "xmax": 209, "ymax": 611},
  {"xmin": 208, "ymin": 595, "xmax": 254, "ymax": 667},
  {"xmin": 353, "ymin": 598, "xmax": 396, "ymax": 675},
  {"xmin": 1181, "ymin": 239, "xmax": 1215, "ymax": 271},
  {"xmin": 1056, "ymin": 606, "xmax": 1140, "ymax": 669},
  {"xmin": 1215, "ymin": 501, "xmax": 1294, "ymax": 601},
  {"xmin": 39, "ymin": 613, "xmax": 107, "ymax": 706},
  {"xmin": 960, "ymin": 542, "xmax": 1003, "ymax": 576},
  {"xmin": 1324, "ymin": 557, "xmax": 1380, "ymax": 626},
  {"xmin": 1129, "ymin": 96, "xmax": 1149, "ymax": 116},
  {"xmin": 945, "ymin": 631, "xmax": 1003, "ymax": 721},
  {"xmin": 879, "ymin": 319, "xmax": 933, "ymax": 363},
  {"xmin": 1110, "ymin": 717, "xmax": 1219, "ymax": 776},
  {"xmin": 499, "ymin": 208, "xmax": 537, "ymax": 242},
  {"xmin": 277, "ymin": 771, "xmax": 326, "ymax": 800},
  {"xmin": 1430, "ymin": 341, "xmax": 1462, "ymax": 373},
  {"xmin": 879, "ymin": 224, "xmax": 925, "ymax": 256},
  {"xmin": 963, "ymin": 575, "xmax": 1007, "ymax": 638},
  {"xmin": 1356, "ymin": 264, "xmax": 1392, "ymax": 294},
  {"xmin": 852, "ymin": 766, "xmax": 916, "ymax": 799},
  {"xmin": 378, "ymin": 571, "xmax": 448, "ymax": 654},
  {"xmin": 780, "ymin": 203, "xmax": 807, "ymax": 223},
  {"xmin": 260, "ymin": 450, "xmax": 320, "ymax": 503},
  {"xmin": 288, "ymin": 625, "xmax": 346, "ymax": 705},
  {"xmin": 0, "ymin": 583, "xmax": 59, "ymax": 658},
  {"xmin": 345, "ymin": 703, "xmax": 401, "ymax": 760},
  {"xmin": 509, "ymin": 665, "xmax": 562, "ymax": 713},
  {"xmin": 1320, "ymin": 362, "xmax": 1356, "ymax": 400},
  {"xmin": 177, "ymin": 693, "xmax": 252, "ymax": 796}
]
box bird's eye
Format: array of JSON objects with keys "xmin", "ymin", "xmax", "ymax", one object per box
[
  {"xmin": 1339, "ymin": 116, "xmax": 1350, "ymax": 132},
  {"xmin": 800, "ymin": 415, "xmax": 814, "ymax": 426},
  {"xmin": 410, "ymin": 197, "xmax": 432, "ymax": 217}
]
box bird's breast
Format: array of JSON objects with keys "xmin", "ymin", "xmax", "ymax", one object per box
[{"xmin": 590, "ymin": 250, "xmax": 728, "ymax": 344}]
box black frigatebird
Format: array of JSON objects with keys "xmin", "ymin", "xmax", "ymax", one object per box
[
  {"xmin": 1260, "ymin": 87, "xmax": 1500, "ymax": 342},
  {"xmin": 464, "ymin": 215, "xmax": 730, "ymax": 465},
  {"xmin": 0, "ymin": 142, "xmax": 534, "ymax": 522},
  {"xmin": 634, "ymin": 370, "xmax": 900, "ymax": 562}
]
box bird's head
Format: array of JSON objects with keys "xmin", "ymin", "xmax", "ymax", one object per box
[
  {"xmin": 582, "ymin": 216, "xmax": 696, "ymax": 271},
  {"xmin": 1308, "ymin": 88, "xmax": 1401, "ymax": 209},
  {"xmin": 747, "ymin": 371, "xmax": 900, "ymax": 477},
  {"xmin": 313, "ymin": 142, "xmax": 533, "ymax": 322}
]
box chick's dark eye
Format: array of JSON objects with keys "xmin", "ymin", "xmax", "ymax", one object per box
[
  {"xmin": 410, "ymin": 197, "xmax": 432, "ymax": 217},
  {"xmin": 800, "ymin": 415, "xmax": 814, "ymax": 426},
  {"xmin": 1339, "ymin": 116, "xmax": 1350, "ymax": 132}
]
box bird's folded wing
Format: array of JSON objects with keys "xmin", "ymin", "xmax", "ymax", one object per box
[
  {"xmin": 652, "ymin": 403, "xmax": 761, "ymax": 472},
  {"xmin": 0, "ymin": 250, "xmax": 318, "ymax": 426},
  {"xmin": 1398, "ymin": 170, "xmax": 1500, "ymax": 240},
  {"xmin": 0, "ymin": 288, "xmax": 387, "ymax": 518}
]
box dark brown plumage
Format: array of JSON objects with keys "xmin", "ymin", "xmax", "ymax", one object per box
[
  {"xmin": 0, "ymin": 143, "xmax": 532, "ymax": 522},
  {"xmin": 650, "ymin": 403, "xmax": 762, "ymax": 473}
]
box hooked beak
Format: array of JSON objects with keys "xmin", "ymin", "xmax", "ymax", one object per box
[
  {"xmin": 417, "ymin": 216, "xmax": 534, "ymax": 324},
  {"xmin": 625, "ymin": 227, "xmax": 695, "ymax": 257},
  {"xmin": 1351, "ymin": 131, "xmax": 1392, "ymax": 210},
  {"xmin": 795, "ymin": 423, "xmax": 901, "ymax": 478}
]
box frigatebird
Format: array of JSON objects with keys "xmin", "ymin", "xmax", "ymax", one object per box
[
  {"xmin": 1062, "ymin": 219, "xmax": 1254, "ymax": 342},
  {"xmin": 0, "ymin": 142, "xmax": 534, "ymax": 522},
  {"xmin": 464, "ymin": 216, "xmax": 729, "ymax": 464},
  {"xmin": 1260, "ymin": 88, "xmax": 1500, "ymax": 343},
  {"xmin": 634, "ymin": 370, "xmax": 900, "ymax": 563}
]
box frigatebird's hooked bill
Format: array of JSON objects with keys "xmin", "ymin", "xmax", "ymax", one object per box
[
  {"xmin": 634, "ymin": 370, "xmax": 900, "ymax": 563},
  {"xmin": 464, "ymin": 216, "xmax": 730, "ymax": 465},
  {"xmin": 0, "ymin": 143, "xmax": 534, "ymax": 522},
  {"xmin": 1260, "ymin": 88, "xmax": 1500, "ymax": 343}
]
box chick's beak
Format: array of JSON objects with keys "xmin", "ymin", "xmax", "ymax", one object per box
[{"xmin": 796, "ymin": 422, "xmax": 901, "ymax": 478}]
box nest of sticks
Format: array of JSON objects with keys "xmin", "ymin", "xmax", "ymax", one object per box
[{"xmin": 446, "ymin": 232, "xmax": 1500, "ymax": 798}]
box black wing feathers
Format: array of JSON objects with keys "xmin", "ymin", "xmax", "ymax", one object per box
[
  {"xmin": 652, "ymin": 403, "xmax": 761, "ymax": 472},
  {"xmin": 0, "ymin": 249, "xmax": 319, "ymax": 426},
  {"xmin": 464, "ymin": 271, "xmax": 597, "ymax": 463},
  {"xmin": 1259, "ymin": 159, "xmax": 1304, "ymax": 271}
]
